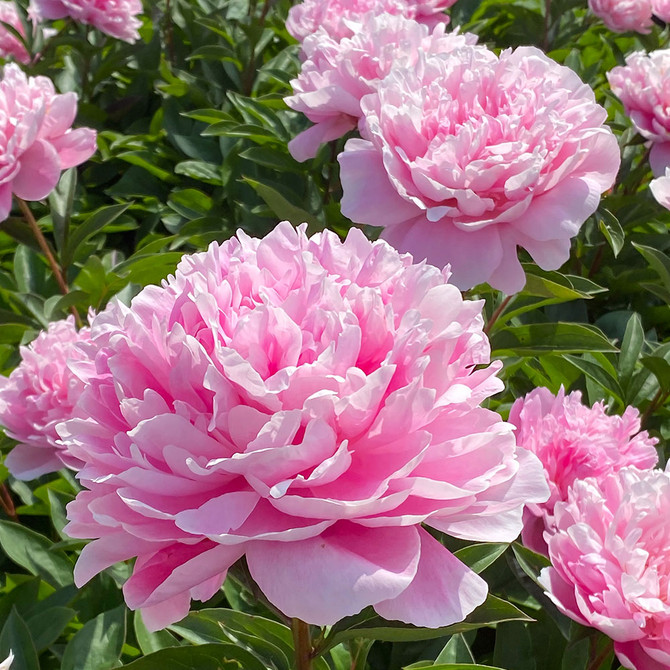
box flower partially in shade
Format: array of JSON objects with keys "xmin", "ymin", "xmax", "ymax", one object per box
[
  {"xmin": 62, "ymin": 222, "xmax": 549, "ymax": 631},
  {"xmin": 589, "ymin": 0, "xmax": 670, "ymax": 32},
  {"xmin": 0, "ymin": 317, "xmax": 92, "ymax": 480},
  {"xmin": 608, "ymin": 49, "xmax": 670, "ymax": 194},
  {"xmin": 0, "ymin": 64, "xmax": 97, "ymax": 221},
  {"xmin": 286, "ymin": 0, "xmax": 456, "ymax": 43},
  {"xmin": 589, "ymin": 0, "xmax": 654, "ymax": 33},
  {"xmin": 0, "ymin": 1, "xmax": 30, "ymax": 64},
  {"xmin": 29, "ymin": 0, "xmax": 142, "ymax": 42},
  {"xmin": 509, "ymin": 387, "xmax": 658, "ymax": 555},
  {"xmin": 541, "ymin": 467, "xmax": 670, "ymax": 670},
  {"xmin": 339, "ymin": 45, "xmax": 620, "ymax": 293},
  {"xmin": 285, "ymin": 15, "xmax": 476, "ymax": 161}
]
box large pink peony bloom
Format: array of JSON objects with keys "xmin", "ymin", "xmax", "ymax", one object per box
[
  {"xmin": 541, "ymin": 467, "xmax": 670, "ymax": 670},
  {"xmin": 0, "ymin": 317, "xmax": 92, "ymax": 480},
  {"xmin": 62, "ymin": 222, "xmax": 549, "ymax": 631},
  {"xmin": 608, "ymin": 50, "xmax": 670, "ymax": 185},
  {"xmin": 285, "ymin": 15, "xmax": 476, "ymax": 162},
  {"xmin": 509, "ymin": 387, "xmax": 658, "ymax": 555},
  {"xmin": 339, "ymin": 46, "xmax": 620, "ymax": 294},
  {"xmin": 0, "ymin": 1, "xmax": 30, "ymax": 64},
  {"xmin": 286, "ymin": 0, "xmax": 456, "ymax": 43},
  {"xmin": 28, "ymin": 0, "xmax": 142, "ymax": 42},
  {"xmin": 0, "ymin": 64, "xmax": 97, "ymax": 221},
  {"xmin": 589, "ymin": 0, "xmax": 654, "ymax": 33}
]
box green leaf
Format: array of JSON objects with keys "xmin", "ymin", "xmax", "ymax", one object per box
[
  {"xmin": 435, "ymin": 634, "xmax": 476, "ymax": 664},
  {"xmin": 63, "ymin": 204, "xmax": 131, "ymax": 267},
  {"xmin": 25, "ymin": 606, "xmax": 75, "ymax": 652},
  {"xmin": 114, "ymin": 252, "xmax": 184, "ymax": 286},
  {"xmin": 493, "ymin": 621, "xmax": 535, "ymax": 670},
  {"xmin": 122, "ymin": 643, "xmax": 269, "ymax": 669},
  {"xmin": 174, "ymin": 160, "xmax": 222, "ymax": 185},
  {"xmin": 13, "ymin": 245, "xmax": 45, "ymax": 294},
  {"xmin": 597, "ymin": 209, "xmax": 624, "ymax": 257},
  {"xmin": 406, "ymin": 665, "xmax": 505, "ymax": 670},
  {"xmin": 618, "ymin": 313, "xmax": 645, "ymax": 387},
  {"xmin": 134, "ymin": 611, "xmax": 179, "ymax": 655},
  {"xmin": 511, "ymin": 543, "xmax": 551, "ymax": 587},
  {"xmin": 491, "ymin": 323, "xmax": 617, "ymax": 355},
  {"xmin": 453, "ymin": 543, "xmax": 508, "ymax": 574},
  {"xmin": 243, "ymin": 177, "xmax": 322, "ymax": 230},
  {"xmin": 563, "ymin": 354, "xmax": 624, "ymax": 404},
  {"xmin": 0, "ymin": 521, "xmax": 73, "ymax": 588},
  {"xmin": 48, "ymin": 168, "xmax": 77, "ymax": 254},
  {"xmin": 633, "ymin": 242, "xmax": 670, "ymax": 291},
  {"xmin": 321, "ymin": 596, "xmax": 531, "ymax": 652},
  {"xmin": 641, "ymin": 355, "xmax": 670, "ymax": 389},
  {"xmin": 0, "ymin": 608, "xmax": 39, "ymax": 670},
  {"xmin": 61, "ymin": 605, "xmax": 126, "ymax": 670}
]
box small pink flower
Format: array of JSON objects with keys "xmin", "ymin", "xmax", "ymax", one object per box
[
  {"xmin": 285, "ymin": 15, "xmax": 476, "ymax": 161},
  {"xmin": 589, "ymin": 0, "xmax": 654, "ymax": 33},
  {"xmin": 0, "ymin": 1, "xmax": 30, "ymax": 64},
  {"xmin": 608, "ymin": 50, "xmax": 670, "ymax": 180},
  {"xmin": 62, "ymin": 222, "xmax": 549, "ymax": 631},
  {"xmin": 0, "ymin": 317, "xmax": 92, "ymax": 480},
  {"xmin": 286, "ymin": 0, "xmax": 456, "ymax": 43},
  {"xmin": 339, "ymin": 46, "xmax": 620, "ymax": 293},
  {"xmin": 0, "ymin": 64, "xmax": 97, "ymax": 221},
  {"xmin": 29, "ymin": 0, "xmax": 142, "ymax": 43},
  {"xmin": 541, "ymin": 467, "xmax": 670, "ymax": 670},
  {"xmin": 509, "ymin": 387, "xmax": 658, "ymax": 555}
]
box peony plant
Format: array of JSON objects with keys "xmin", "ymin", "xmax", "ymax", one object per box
[
  {"xmin": 338, "ymin": 45, "xmax": 620, "ymax": 293},
  {"xmin": 61, "ymin": 222, "xmax": 549, "ymax": 630}
]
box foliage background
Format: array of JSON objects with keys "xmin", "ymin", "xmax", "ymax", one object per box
[{"xmin": 0, "ymin": 0, "xmax": 669, "ymax": 668}]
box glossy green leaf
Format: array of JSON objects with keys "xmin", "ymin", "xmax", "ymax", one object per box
[
  {"xmin": 61, "ymin": 604, "xmax": 126, "ymax": 670},
  {"xmin": 491, "ymin": 323, "xmax": 617, "ymax": 355},
  {"xmin": 134, "ymin": 611, "xmax": 179, "ymax": 655},
  {"xmin": 0, "ymin": 608, "xmax": 39, "ymax": 670},
  {"xmin": 0, "ymin": 521, "xmax": 73, "ymax": 588},
  {"xmin": 122, "ymin": 643, "xmax": 268, "ymax": 669},
  {"xmin": 453, "ymin": 543, "xmax": 508, "ymax": 574},
  {"xmin": 25, "ymin": 606, "xmax": 75, "ymax": 652}
]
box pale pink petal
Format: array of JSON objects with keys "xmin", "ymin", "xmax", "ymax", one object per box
[
  {"xmin": 4, "ymin": 444, "xmax": 64, "ymax": 481},
  {"xmin": 13, "ymin": 139, "xmax": 61, "ymax": 201},
  {"xmin": 374, "ymin": 528, "xmax": 487, "ymax": 627},
  {"xmin": 246, "ymin": 524, "xmax": 421, "ymax": 625},
  {"xmin": 288, "ymin": 115, "xmax": 357, "ymax": 162},
  {"xmin": 50, "ymin": 128, "xmax": 97, "ymax": 169}
]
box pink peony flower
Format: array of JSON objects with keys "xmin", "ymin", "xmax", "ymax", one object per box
[
  {"xmin": 286, "ymin": 0, "xmax": 456, "ymax": 43},
  {"xmin": 509, "ymin": 387, "xmax": 658, "ymax": 555},
  {"xmin": 61, "ymin": 222, "xmax": 549, "ymax": 631},
  {"xmin": 0, "ymin": 317, "xmax": 92, "ymax": 480},
  {"xmin": 650, "ymin": 167, "xmax": 670, "ymax": 209},
  {"xmin": 541, "ymin": 467, "xmax": 670, "ymax": 670},
  {"xmin": 0, "ymin": 1, "xmax": 30, "ymax": 64},
  {"xmin": 285, "ymin": 15, "xmax": 477, "ymax": 162},
  {"xmin": 0, "ymin": 64, "xmax": 97, "ymax": 221},
  {"xmin": 608, "ymin": 50, "xmax": 670, "ymax": 180},
  {"xmin": 589, "ymin": 0, "xmax": 654, "ymax": 33},
  {"xmin": 28, "ymin": 0, "xmax": 142, "ymax": 43},
  {"xmin": 338, "ymin": 46, "xmax": 620, "ymax": 294}
]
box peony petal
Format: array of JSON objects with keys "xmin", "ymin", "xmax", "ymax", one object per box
[
  {"xmin": 374, "ymin": 528, "xmax": 488, "ymax": 627},
  {"xmin": 49, "ymin": 128, "xmax": 97, "ymax": 169},
  {"xmin": 339, "ymin": 139, "xmax": 421, "ymax": 226},
  {"xmin": 246, "ymin": 523, "xmax": 421, "ymax": 625},
  {"xmin": 4, "ymin": 444, "xmax": 64, "ymax": 481},
  {"xmin": 13, "ymin": 140, "xmax": 61, "ymax": 201}
]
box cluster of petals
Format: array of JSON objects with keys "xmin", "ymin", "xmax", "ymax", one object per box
[
  {"xmin": 28, "ymin": 0, "xmax": 142, "ymax": 43},
  {"xmin": 285, "ymin": 15, "xmax": 477, "ymax": 162},
  {"xmin": 338, "ymin": 45, "xmax": 620, "ymax": 294},
  {"xmin": 508, "ymin": 387, "xmax": 658, "ymax": 555},
  {"xmin": 541, "ymin": 467, "xmax": 670, "ymax": 670},
  {"xmin": 286, "ymin": 0, "xmax": 456, "ymax": 43},
  {"xmin": 588, "ymin": 0, "xmax": 670, "ymax": 33},
  {"xmin": 0, "ymin": 1, "xmax": 30, "ymax": 64},
  {"xmin": 608, "ymin": 50, "xmax": 670, "ymax": 210},
  {"xmin": 0, "ymin": 316, "xmax": 92, "ymax": 480},
  {"xmin": 0, "ymin": 64, "xmax": 97, "ymax": 221},
  {"xmin": 61, "ymin": 222, "xmax": 549, "ymax": 631}
]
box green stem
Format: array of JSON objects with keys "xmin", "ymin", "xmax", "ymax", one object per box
[
  {"xmin": 291, "ymin": 619, "xmax": 313, "ymax": 670},
  {"xmin": 0, "ymin": 484, "xmax": 18, "ymax": 523},
  {"xmin": 16, "ymin": 197, "xmax": 82, "ymax": 327},
  {"xmin": 484, "ymin": 295, "xmax": 512, "ymax": 335},
  {"xmin": 586, "ymin": 636, "xmax": 613, "ymax": 670}
]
